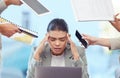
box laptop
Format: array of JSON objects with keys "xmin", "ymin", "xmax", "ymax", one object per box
[{"xmin": 35, "ymin": 66, "xmax": 82, "ymax": 78}]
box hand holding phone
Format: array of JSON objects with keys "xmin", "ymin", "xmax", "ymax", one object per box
[{"xmin": 75, "ymin": 30, "xmax": 88, "ymax": 48}]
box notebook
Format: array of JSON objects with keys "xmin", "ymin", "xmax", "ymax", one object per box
[
  {"xmin": 21, "ymin": 0, "xmax": 50, "ymax": 16},
  {"xmin": 0, "ymin": 16, "xmax": 38, "ymax": 44},
  {"xmin": 35, "ymin": 66, "xmax": 82, "ymax": 78},
  {"xmin": 71, "ymin": 0, "xmax": 114, "ymax": 21}
]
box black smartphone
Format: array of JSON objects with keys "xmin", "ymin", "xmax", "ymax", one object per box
[{"xmin": 75, "ymin": 30, "xmax": 88, "ymax": 48}]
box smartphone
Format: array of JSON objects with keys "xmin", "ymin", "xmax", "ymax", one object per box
[{"xmin": 75, "ymin": 30, "xmax": 88, "ymax": 48}]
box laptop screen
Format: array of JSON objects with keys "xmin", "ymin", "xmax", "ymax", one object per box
[{"xmin": 35, "ymin": 66, "xmax": 82, "ymax": 78}]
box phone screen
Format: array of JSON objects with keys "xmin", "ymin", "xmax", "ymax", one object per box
[{"xmin": 75, "ymin": 30, "xmax": 88, "ymax": 48}]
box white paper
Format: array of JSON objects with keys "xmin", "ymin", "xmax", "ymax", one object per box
[{"xmin": 71, "ymin": 0, "xmax": 114, "ymax": 21}]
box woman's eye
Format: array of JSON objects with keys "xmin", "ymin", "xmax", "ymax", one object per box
[
  {"xmin": 50, "ymin": 38, "xmax": 55, "ymax": 41},
  {"xmin": 60, "ymin": 39, "xmax": 65, "ymax": 41}
]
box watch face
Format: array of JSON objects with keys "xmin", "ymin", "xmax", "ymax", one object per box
[{"xmin": 75, "ymin": 30, "xmax": 88, "ymax": 48}]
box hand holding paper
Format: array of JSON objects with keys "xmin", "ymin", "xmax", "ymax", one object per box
[
  {"xmin": 71, "ymin": 0, "xmax": 114, "ymax": 21},
  {"xmin": 0, "ymin": 16, "xmax": 38, "ymax": 45}
]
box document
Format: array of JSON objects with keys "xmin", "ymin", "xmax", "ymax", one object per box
[
  {"xmin": 71, "ymin": 0, "xmax": 114, "ymax": 21},
  {"xmin": 22, "ymin": 0, "xmax": 50, "ymax": 16}
]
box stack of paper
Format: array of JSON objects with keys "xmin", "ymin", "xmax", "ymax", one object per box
[{"xmin": 71, "ymin": 0, "xmax": 114, "ymax": 21}]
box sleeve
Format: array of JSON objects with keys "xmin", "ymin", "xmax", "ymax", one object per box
[
  {"xmin": 109, "ymin": 37, "xmax": 120, "ymax": 50},
  {"xmin": 76, "ymin": 46, "xmax": 89, "ymax": 78},
  {"xmin": 0, "ymin": 0, "xmax": 7, "ymax": 14},
  {"xmin": 115, "ymin": 67, "xmax": 120, "ymax": 78},
  {"xmin": 26, "ymin": 50, "xmax": 42, "ymax": 78},
  {"xmin": 26, "ymin": 57, "xmax": 43, "ymax": 78}
]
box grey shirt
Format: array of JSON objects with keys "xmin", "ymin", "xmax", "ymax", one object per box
[
  {"xmin": 0, "ymin": 0, "xmax": 7, "ymax": 14},
  {"xmin": 0, "ymin": 0, "xmax": 7, "ymax": 66}
]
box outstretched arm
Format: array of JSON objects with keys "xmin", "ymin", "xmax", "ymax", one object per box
[{"xmin": 82, "ymin": 34, "xmax": 111, "ymax": 48}]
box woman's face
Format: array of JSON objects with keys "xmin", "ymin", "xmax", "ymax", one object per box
[{"xmin": 48, "ymin": 30, "xmax": 68, "ymax": 55}]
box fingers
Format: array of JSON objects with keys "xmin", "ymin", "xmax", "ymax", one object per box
[
  {"xmin": 44, "ymin": 33, "xmax": 49, "ymax": 42},
  {"xmin": 19, "ymin": 1, "xmax": 23, "ymax": 5},
  {"xmin": 115, "ymin": 13, "xmax": 120, "ymax": 18},
  {"xmin": 110, "ymin": 13, "xmax": 120, "ymax": 21},
  {"xmin": 4, "ymin": 31, "xmax": 16, "ymax": 37},
  {"xmin": 67, "ymin": 33, "xmax": 70, "ymax": 38},
  {"xmin": 16, "ymin": 0, "xmax": 23, "ymax": 5},
  {"xmin": 67, "ymin": 33, "xmax": 72, "ymax": 43},
  {"xmin": 45, "ymin": 33, "xmax": 49, "ymax": 38},
  {"xmin": 10, "ymin": 24, "xmax": 21, "ymax": 33},
  {"xmin": 109, "ymin": 13, "xmax": 120, "ymax": 27},
  {"xmin": 109, "ymin": 21, "xmax": 114, "ymax": 25},
  {"xmin": 8, "ymin": 29, "xmax": 20, "ymax": 37},
  {"xmin": 17, "ymin": 29, "xmax": 22, "ymax": 33},
  {"xmin": 113, "ymin": 13, "xmax": 120, "ymax": 21},
  {"xmin": 15, "ymin": 27, "xmax": 22, "ymax": 33},
  {"xmin": 114, "ymin": 13, "xmax": 119, "ymax": 22},
  {"xmin": 82, "ymin": 34, "xmax": 89, "ymax": 40}
]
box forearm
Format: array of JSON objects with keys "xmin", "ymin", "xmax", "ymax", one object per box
[
  {"xmin": 0, "ymin": 25, "xmax": 2, "ymax": 33},
  {"xmin": 70, "ymin": 42, "xmax": 80, "ymax": 61},
  {"xmin": 0, "ymin": 24, "xmax": 5, "ymax": 33},
  {"xmin": 34, "ymin": 39, "xmax": 46, "ymax": 61},
  {"xmin": 0, "ymin": 24, "xmax": 4, "ymax": 33},
  {"xmin": 96, "ymin": 38, "xmax": 111, "ymax": 48},
  {"xmin": 70, "ymin": 42, "xmax": 78, "ymax": 54}
]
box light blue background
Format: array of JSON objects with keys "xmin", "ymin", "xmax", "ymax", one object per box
[{"xmin": 1, "ymin": 0, "xmax": 119, "ymax": 78}]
